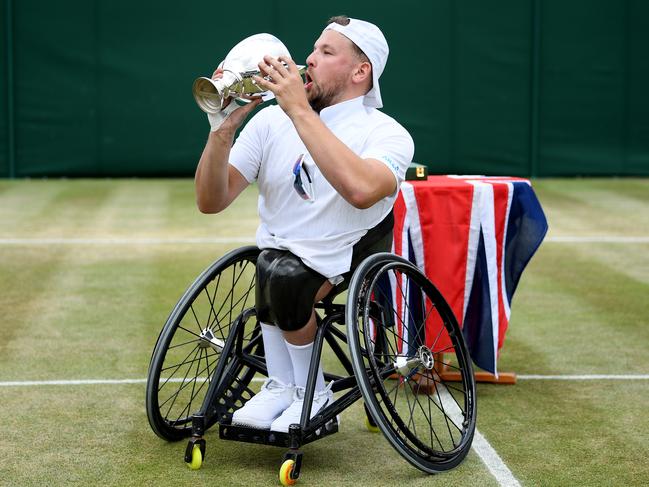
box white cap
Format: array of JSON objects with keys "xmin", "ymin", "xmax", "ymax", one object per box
[{"xmin": 324, "ymin": 18, "xmax": 389, "ymax": 108}]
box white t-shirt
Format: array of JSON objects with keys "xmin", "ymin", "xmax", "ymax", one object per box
[{"xmin": 229, "ymin": 96, "xmax": 414, "ymax": 278}]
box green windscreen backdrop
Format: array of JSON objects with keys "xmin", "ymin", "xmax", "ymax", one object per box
[
  {"xmin": 1, "ymin": 0, "xmax": 8, "ymax": 178},
  {"xmin": 1, "ymin": 0, "xmax": 648, "ymax": 177}
]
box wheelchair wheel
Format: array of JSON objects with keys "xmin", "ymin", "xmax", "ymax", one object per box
[
  {"xmin": 146, "ymin": 246, "xmax": 261, "ymax": 441},
  {"xmin": 346, "ymin": 253, "xmax": 477, "ymax": 473}
]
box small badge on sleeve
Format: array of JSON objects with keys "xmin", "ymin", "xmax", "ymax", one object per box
[{"xmin": 380, "ymin": 155, "xmax": 400, "ymax": 175}]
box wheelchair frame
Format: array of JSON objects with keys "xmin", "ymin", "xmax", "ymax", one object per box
[{"xmin": 146, "ymin": 246, "xmax": 477, "ymax": 484}]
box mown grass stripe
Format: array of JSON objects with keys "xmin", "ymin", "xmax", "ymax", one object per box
[
  {"xmin": 473, "ymin": 429, "xmax": 522, "ymax": 487},
  {"xmin": 0, "ymin": 237, "xmax": 256, "ymax": 245},
  {"xmin": 2, "ymin": 374, "xmax": 648, "ymax": 387},
  {"xmin": 0, "ymin": 379, "xmax": 148, "ymax": 386},
  {"xmin": 0, "ymin": 377, "xmax": 252, "ymax": 386},
  {"xmin": 437, "ymin": 384, "xmax": 520, "ymax": 486},
  {"xmin": 518, "ymin": 374, "xmax": 649, "ymax": 380},
  {"xmin": 2, "ymin": 236, "xmax": 649, "ymax": 245},
  {"xmin": 545, "ymin": 236, "xmax": 649, "ymax": 243}
]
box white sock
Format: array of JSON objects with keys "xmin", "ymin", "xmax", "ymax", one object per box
[
  {"xmin": 260, "ymin": 322, "xmax": 294, "ymax": 385},
  {"xmin": 285, "ymin": 340, "xmax": 325, "ymax": 392}
]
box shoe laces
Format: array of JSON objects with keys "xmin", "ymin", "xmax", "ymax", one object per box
[
  {"xmin": 252, "ymin": 377, "xmax": 291, "ymax": 400},
  {"xmin": 293, "ymin": 381, "xmax": 333, "ymax": 402}
]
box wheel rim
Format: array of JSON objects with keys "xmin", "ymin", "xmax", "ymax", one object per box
[
  {"xmin": 348, "ymin": 256, "xmax": 476, "ymax": 471},
  {"xmin": 147, "ymin": 248, "xmax": 260, "ymax": 437}
]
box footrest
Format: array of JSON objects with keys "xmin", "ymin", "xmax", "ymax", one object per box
[
  {"xmin": 218, "ymin": 417, "xmax": 339, "ymax": 448},
  {"xmin": 219, "ymin": 423, "xmax": 291, "ymax": 447}
]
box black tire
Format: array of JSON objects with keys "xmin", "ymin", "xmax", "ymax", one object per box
[
  {"xmin": 346, "ymin": 253, "xmax": 477, "ymax": 473},
  {"xmin": 146, "ymin": 246, "xmax": 261, "ymax": 441}
]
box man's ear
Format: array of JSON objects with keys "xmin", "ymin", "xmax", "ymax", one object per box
[{"xmin": 352, "ymin": 61, "xmax": 372, "ymax": 85}]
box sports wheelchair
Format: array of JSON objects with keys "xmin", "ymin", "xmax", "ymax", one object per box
[{"xmin": 145, "ymin": 246, "xmax": 477, "ymax": 484}]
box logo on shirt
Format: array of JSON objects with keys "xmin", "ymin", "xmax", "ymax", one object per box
[{"xmin": 381, "ymin": 155, "xmax": 400, "ymax": 174}]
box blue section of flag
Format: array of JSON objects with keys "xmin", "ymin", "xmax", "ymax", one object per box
[
  {"xmin": 374, "ymin": 269, "xmax": 395, "ymax": 355},
  {"xmin": 504, "ymin": 183, "xmax": 549, "ymax": 305},
  {"xmin": 462, "ymin": 230, "xmax": 497, "ymax": 373},
  {"xmin": 407, "ymin": 231, "xmax": 424, "ymax": 355},
  {"xmin": 463, "ymin": 182, "xmax": 548, "ymax": 373}
]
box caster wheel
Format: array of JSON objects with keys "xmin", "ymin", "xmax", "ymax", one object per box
[
  {"xmin": 365, "ymin": 415, "xmax": 379, "ymax": 433},
  {"xmin": 279, "ymin": 459, "xmax": 297, "ymax": 486},
  {"xmin": 187, "ymin": 444, "xmax": 203, "ymax": 470}
]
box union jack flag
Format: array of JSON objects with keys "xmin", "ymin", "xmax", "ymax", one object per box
[{"xmin": 393, "ymin": 176, "xmax": 548, "ymax": 375}]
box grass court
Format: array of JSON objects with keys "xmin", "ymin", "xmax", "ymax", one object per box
[{"xmin": 1, "ymin": 178, "xmax": 648, "ymax": 486}]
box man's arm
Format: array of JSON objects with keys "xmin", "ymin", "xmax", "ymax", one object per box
[
  {"xmin": 253, "ymin": 56, "xmax": 398, "ymax": 210},
  {"xmin": 194, "ymin": 70, "xmax": 262, "ymax": 214},
  {"xmin": 287, "ymin": 113, "xmax": 397, "ymax": 209},
  {"xmin": 195, "ymin": 130, "xmax": 251, "ymax": 213}
]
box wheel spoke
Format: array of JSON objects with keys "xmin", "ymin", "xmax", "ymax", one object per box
[
  {"xmin": 160, "ymin": 349, "xmax": 218, "ymax": 374},
  {"xmin": 159, "ymin": 348, "xmax": 218, "ymax": 415},
  {"xmin": 162, "ymin": 346, "xmax": 202, "ymax": 420},
  {"xmin": 189, "ymin": 304, "xmax": 203, "ymax": 334},
  {"xmin": 176, "ymin": 325, "xmax": 202, "ymax": 340},
  {"xmin": 167, "ymin": 336, "xmax": 202, "ymax": 350},
  {"xmin": 206, "ymin": 260, "xmax": 254, "ymax": 332},
  {"xmin": 213, "ymin": 277, "xmax": 255, "ymax": 335},
  {"xmin": 158, "ymin": 343, "xmax": 202, "ymax": 391},
  {"xmin": 203, "ymin": 271, "xmax": 222, "ymax": 332},
  {"xmin": 209, "ymin": 265, "xmax": 256, "ymax": 336}
]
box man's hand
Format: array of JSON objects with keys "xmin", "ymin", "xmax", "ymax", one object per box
[
  {"xmin": 253, "ymin": 56, "xmax": 311, "ymax": 119},
  {"xmin": 208, "ymin": 68, "xmax": 262, "ymax": 134}
]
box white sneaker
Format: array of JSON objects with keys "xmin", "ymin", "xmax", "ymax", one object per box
[
  {"xmin": 270, "ymin": 383, "xmax": 334, "ymax": 433},
  {"xmin": 231, "ymin": 378, "xmax": 295, "ymax": 429}
]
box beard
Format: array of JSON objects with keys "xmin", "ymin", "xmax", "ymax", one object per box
[
  {"xmin": 306, "ymin": 75, "xmax": 349, "ymax": 113},
  {"xmin": 307, "ymin": 87, "xmax": 338, "ymax": 114}
]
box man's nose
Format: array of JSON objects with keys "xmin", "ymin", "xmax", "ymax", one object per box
[{"xmin": 306, "ymin": 52, "xmax": 315, "ymax": 67}]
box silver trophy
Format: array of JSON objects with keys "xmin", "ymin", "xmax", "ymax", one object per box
[{"xmin": 192, "ymin": 33, "xmax": 305, "ymax": 114}]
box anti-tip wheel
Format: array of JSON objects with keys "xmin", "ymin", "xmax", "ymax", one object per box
[
  {"xmin": 279, "ymin": 459, "xmax": 297, "ymax": 486},
  {"xmin": 187, "ymin": 444, "xmax": 203, "ymax": 470}
]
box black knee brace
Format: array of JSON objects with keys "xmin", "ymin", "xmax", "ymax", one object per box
[{"xmin": 255, "ymin": 249, "xmax": 327, "ymax": 332}]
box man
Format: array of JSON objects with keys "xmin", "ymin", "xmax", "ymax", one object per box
[{"xmin": 194, "ymin": 16, "xmax": 414, "ymax": 433}]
